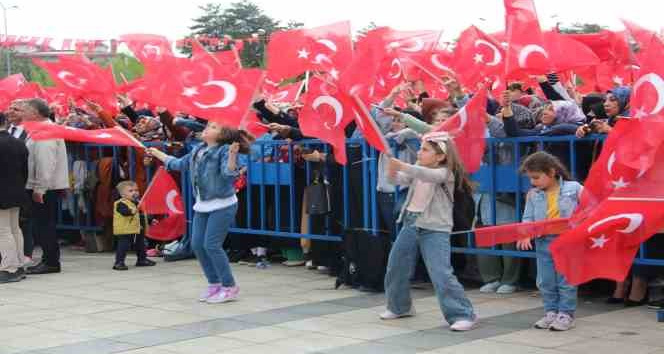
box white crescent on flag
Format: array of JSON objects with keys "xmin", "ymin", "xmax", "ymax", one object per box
[
  {"xmin": 313, "ymin": 95, "xmax": 344, "ymax": 130},
  {"xmin": 57, "ymin": 71, "xmax": 86, "ymax": 90},
  {"xmin": 316, "ymin": 39, "xmax": 338, "ymax": 52},
  {"xmin": 474, "ymin": 39, "xmax": 502, "ymax": 66},
  {"xmin": 517, "ymin": 44, "xmax": 548, "ymax": 68},
  {"xmin": 633, "ymin": 73, "xmax": 664, "ymax": 115},
  {"xmin": 587, "ymin": 213, "xmax": 644, "ymax": 234},
  {"xmin": 193, "ymin": 80, "xmax": 237, "ymax": 109},
  {"xmin": 165, "ymin": 190, "xmax": 183, "ymax": 214}
]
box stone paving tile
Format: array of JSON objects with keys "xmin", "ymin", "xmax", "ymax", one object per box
[
  {"xmin": 268, "ymin": 332, "xmax": 365, "ymax": 352},
  {"xmin": 168, "ymin": 318, "xmax": 260, "ymax": 335},
  {"xmin": 152, "ymin": 336, "xmax": 252, "ymax": 354},
  {"xmin": 317, "ymin": 341, "xmax": 419, "ymax": 354},
  {"xmin": 487, "ymin": 328, "xmax": 586, "ymax": 349},
  {"xmin": 110, "ymin": 328, "xmax": 203, "ymax": 347},
  {"xmin": 7, "ymin": 249, "xmax": 662, "ymax": 354},
  {"xmin": 556, "ymin": 338, "xmax": 662, "ymax": 354},
  {"xmin": 21, "ymin": 339, "xmax": 137, "ymax": 354},
  {"xmin": 219, "ymin": 326, "xmax": 308, "ymax": 343},
  {"xmin": 420, "ymin": 339, "xmax": 566, "ymax": 354}
]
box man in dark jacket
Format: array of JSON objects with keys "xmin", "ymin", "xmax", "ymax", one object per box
[{"xmin": 0, "ymin": 112, "xmax": 30, "ymax": 283}]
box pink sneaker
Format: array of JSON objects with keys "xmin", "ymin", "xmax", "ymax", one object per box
[
  {"xmin": 206, "ymin": 286, "xmax": 239, "ymax": 304},
  {"xmin": 199, "ymin": 284, "xmax": 222, "ymax": 302}
]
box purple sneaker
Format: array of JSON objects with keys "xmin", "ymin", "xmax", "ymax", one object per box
[
  {"xmin": 199, "ymin": 284, "xmax": 222, "ymax": 302},
  {"xmin": 207, "ymin": 286, "xmax": 239, "ymax": 304}
]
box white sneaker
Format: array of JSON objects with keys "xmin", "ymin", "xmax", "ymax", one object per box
[
  {"xmin": 479, "ymin": 281, "xmax": 501, "ymax": 293},
  {"xmin": 450, "ymin": 316, "xmax": 477, "ymax": 331},
  {"xmin": 550, "ymin": 313, "xmax": 575, "ymax": 331},
  {"xmin": 496, "ymin": 284, "xmax": 517, "ymax": 294},
  {"xmin": 534, "ymin": 311, "xmax": 558, "ymax": 329},
  {"xmin": 379, "ymin": 307, "xmax": 416, "ymax": 320}
]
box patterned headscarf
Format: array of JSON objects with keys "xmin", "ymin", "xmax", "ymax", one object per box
[{"xmin": 422, "ymin": 131, "xmax": 451, "ymax": 154}]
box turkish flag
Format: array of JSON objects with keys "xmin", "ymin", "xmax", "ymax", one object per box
[
  {"xmin": 299, "ymin": 76, "xmax": 354, "ymax": 164},
  {"xmin": 22, "ymin": 122, "xmax": 144, "ymax": 148},
  {"xmin": 629, "ymin": 35, "xmax": 664, "ymax": 119},
  {"xmin": 139, "ymin": 167, "xmax": 184, "ymax": 215},
  {"xmin": 551, "ymin": 143, "xmax": 664, "ymax": 284},
  {"xmin": 266, "ymin": 21, "xmax": 353, "ymax": 82},
  {"xmin": 350, "ymin": 94, "xmax": 390, "ymax": 154},
  {"xmin": 383, "ymin": 29, "xmax": 442, "ymax": 55},
  {"xmin": 475, "ymin": 218, "xmax": 571, "ymax": 247},
  {"xmin": 146, "ymin": 214, "xmax": 186, "ymax": 241},
  {"xmin": 265, "ymin": 81, "xmax": 302, "ymax": 103},
  {"xmin": 148, "ymin": 44, "xmax": 264, "ymax": 127},
  {"xmin": 542, "ymin": 31, "xmax": 600, "ymax": 72},
  {"xmin": 139, "ymin": 167, "xmax": 186, "ymax": 241},
  {"xmin": 503, "ymin": 0, "xmax": 552, "ymax": 77},
  {"xmin": 0, "ymin": 74, "xmax": 36, "ymax": 110},
  {"xmin": 432, "ymin": 88, "xmax": 488, "ymax": 173},
  {"xmin": 402, "ymin": 49, "xmax": 456, "ymax": 83},
  {"xmin": 338, "ymin": 27, "xmax": 393, "ymax": 103},
  {"xmin": 34, "ymin": 55, "xmax": 116, "ymax": 95},
  {"xmin": 566, "ymin": 30, "xmax": 632, "ymax": 64},
  {"xmin": 621, "ymin": 19, "xmax": 658, "ymax": 59},
  {"xmin": 34, "ymin": 55, "xmax": 118, "ymax": 114},
  {"xmin": 453, "ymin": 26, "xmax": 505, "ymax": 89},
  {"xmin": 41, "ymin": 87, "xmax": 71, "ymax": 118},
  {"xmin": 119, "ymin": 34, "xmax": 174, "ymax": 67}
]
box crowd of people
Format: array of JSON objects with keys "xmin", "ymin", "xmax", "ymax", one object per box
[{"xmin": 0, "ymin": 70, "xmax": 663, "ymax": 332}]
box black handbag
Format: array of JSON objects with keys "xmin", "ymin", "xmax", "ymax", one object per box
[{"xmin": 305, "ymin": 166, "xmax": 330, "ymax": 215}]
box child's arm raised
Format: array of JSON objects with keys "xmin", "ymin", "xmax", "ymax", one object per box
[{"xmin": 223, "ymin": 142, "xmax": 241, "ymax": 177}]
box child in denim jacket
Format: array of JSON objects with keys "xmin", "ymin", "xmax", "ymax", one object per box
[{"xmin": 517, "ymin": 151, "xmax": 583, "ymax": 331}]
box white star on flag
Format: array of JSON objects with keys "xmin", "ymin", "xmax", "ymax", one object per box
[
  {"xmin": 590, "ymin": 235, "xmax": 610, "ymax": 249},
  {"xmin": 612, "ymin": 76, "xmax": 624, "ymax": 85},
  {"xmin": 473, "ymin": 53, "xmax": 484, "ymax": 64},
  {"xmin": 329, "ymin": 68, "xmax": 340, "ymax": 80},
  {"xmin": 611, "ymin": 177, "xmax": 629, "ymax": 189},
  {"xmin": 297, "ymin": 48, "xmax": 310, "ymax": 59},
  {"xmin": 634, "ymin": 106, "xmax": 648, "ymax": 118},
  {"xmin": 182, "ymin": 87, "xmax": 198, "ymax": 97}
]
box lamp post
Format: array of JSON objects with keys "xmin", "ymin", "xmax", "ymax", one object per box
[{"xmin": 0, "ymin": 2, "xmax": 18, "ymax": 77}]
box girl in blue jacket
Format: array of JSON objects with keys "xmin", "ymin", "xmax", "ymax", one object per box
[
  {"xmin": 517, "ymin": 151, "xmax": 583, "ymax": 331},
  {"xmin": 148, "ymin": 122, "xmax": 251, "ymax": 304}
]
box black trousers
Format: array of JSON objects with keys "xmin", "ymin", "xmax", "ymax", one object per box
[
  {"xmin": 115, "ymin": 234, "xmax": 147, "ymax": 264},
  {"xmin": 20, "ymin": 190, "xmax": 34, "ymax": 257},
  {"xmin": 28, "ymin": 190, "xmax": 60, "ymax": 266}
]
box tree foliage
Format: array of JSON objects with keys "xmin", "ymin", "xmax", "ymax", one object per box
[
  {"xmin": 558, "ymin": 22, "xmax": 606, "ymax": 34},
  {"xmin": 189, "ymin": 1, "xmax": 303, "ymax": 67}
]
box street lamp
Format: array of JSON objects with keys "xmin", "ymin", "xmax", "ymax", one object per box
[{"xmin": 0, "ymin": 2, "xmax": 18, "ymax": 77}]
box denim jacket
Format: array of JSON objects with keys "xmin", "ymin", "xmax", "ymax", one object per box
[
  {"xmin": 522, "ymin": 179, "xmax": 583, "ymax": 223},
  {"xmin": 165, "ymin": 143, "xmax": 241, "ymax": 201}
]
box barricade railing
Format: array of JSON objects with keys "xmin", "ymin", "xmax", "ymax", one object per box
[{"xmin": 55, "ymin": 135, "xmax": 663, "ymax": 267}]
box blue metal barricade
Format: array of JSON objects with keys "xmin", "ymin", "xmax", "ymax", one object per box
[{"xmin": 55, "ymin": 135, "xmax": 664, "ymax": 267}]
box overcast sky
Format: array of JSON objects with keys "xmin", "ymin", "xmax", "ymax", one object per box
[{"xmin": 3, "ymin": 0, "xmax": 661, "ymax": 43}]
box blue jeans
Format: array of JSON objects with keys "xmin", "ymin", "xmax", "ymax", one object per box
[
  {"xmin": 384, "ymin": 212, "xmax": 475, "ymax": 324},
  {"xmin": 535, "ymin": 235, "xmax": 577, "ymax": 315},
  {"xmin": 192, "ymin": 204, "xmax": 238, "ymax": 286}
]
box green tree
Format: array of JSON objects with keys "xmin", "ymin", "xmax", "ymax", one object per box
[
  {"xmin": 189, "ymin": 1, "xmax": 303, "ymax": 67},
  {"xmin": 558, "ymin": 22, "xmax": 605, "ymax": 34},
  {"xmin": 357, "ymin": 21, "xmax": 379, "ymax": 38},
  {"xmin": 0, "ymin": 50, "xmax": 52, "ymax": 83}
]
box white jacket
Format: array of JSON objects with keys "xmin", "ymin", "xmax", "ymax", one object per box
[{"xmin": 26, "ymin": 136, "xmax": 69, "ymax": 194}]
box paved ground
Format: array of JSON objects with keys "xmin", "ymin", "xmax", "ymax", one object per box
[{"xmin": 1, "ymin": 249, "xmax": 663, "ymax": 354}]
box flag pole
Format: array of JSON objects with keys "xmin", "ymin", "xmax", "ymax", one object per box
[{"xmin": 113, "ymin": 125, "xmax": 145, "ymax": 148}]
